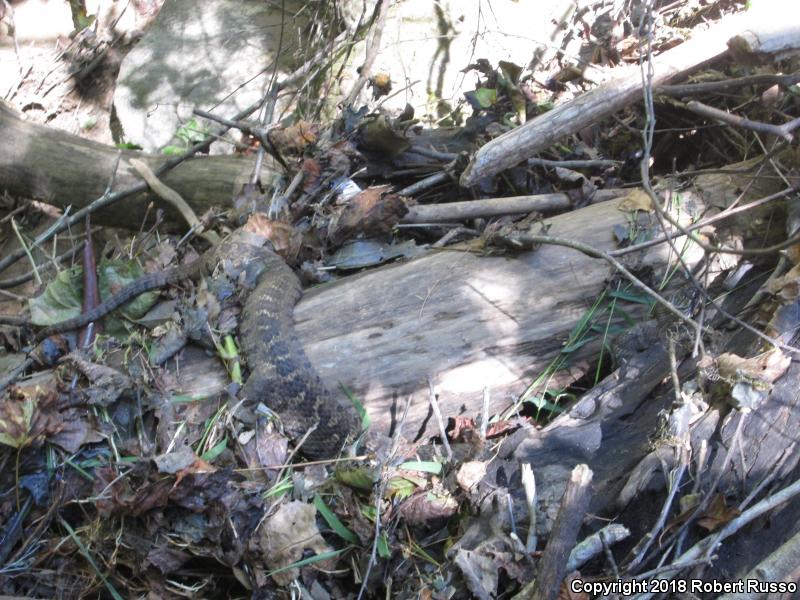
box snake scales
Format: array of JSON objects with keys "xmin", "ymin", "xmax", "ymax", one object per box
[{"xmin": 38, "ymin": 233, "xmax": 361, "ymax": 459}]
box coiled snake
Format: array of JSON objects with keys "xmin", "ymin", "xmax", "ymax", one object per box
[{"xmin": 38, "ymin": 233, "xmax": 361, "ymax": 459}]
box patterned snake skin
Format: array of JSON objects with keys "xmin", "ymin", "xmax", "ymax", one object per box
[{"xmin": 39, "ymin": 234, "xmax": 361, "ymax": 459}]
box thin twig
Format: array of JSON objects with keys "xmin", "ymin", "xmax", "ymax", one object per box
[
  {"xmin": 427, "ymin": 377, "xmax": 453, "ymax": 461},
  {"xmin": 9, "ymin": 218, "xmax": 42, "ymax": 286},
  {"xmin": 608, "ymin": 185, "xmax": 799, "ymax": 258},
  {"xmin": 0, "ymin": 241, "xmax": 85, "ymax": 290},
  {"xmin": 521, "ymin": 463, "xmax": 537, "ymax": 553},
  {"xmin": 528, "ymin": 157, "xmax": 621, "ymax": 169},
  {"xmin": 356, "ymin": 393, "xmax": 412, "ymax": 600},
  {"xmin": 396, "ymin": 170, "xmax": 451, "ymax": 197},
  {"xmin": 629, "ymin": 474, "xmax": 800, "ymax": 599},
  {"xmin": 343, "ymin": 0, "xmax": 391, "ymax": 107},
  {"xmin": 129, "ymin": 158, "xmax": 221, "ymax": 245},
  {"xmin": 480, "ymin": 386, "xmax": 490, "ymax": 440},
  {"xmin": 657, "ymin": 72, "xmax": 800, "ymax": 96},
  {"xmin": 687, "ymin": 100, "xmax": 800, "ymax": 142}
]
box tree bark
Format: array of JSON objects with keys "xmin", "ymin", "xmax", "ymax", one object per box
[{"xmin": 0, "ymin": 99, "xmax": 277, "ymax": 227}]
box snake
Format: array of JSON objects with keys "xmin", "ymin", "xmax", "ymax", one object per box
[{"xmin": 37, "ymin": 233, "xmax": 362, "ymax": 460}]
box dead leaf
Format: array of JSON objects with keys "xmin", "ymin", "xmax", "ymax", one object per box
[
  {"xmin": 450, "ymin": 416, "xmax": 477, "ymax": 441},
  {"xmin": 268, "ymin": 120, "xmax": 318, "ymax": 155},
  {"xmin": 0, "ymin": 390, "xmax": 36, "ymax": 448},
  {"xmin": 486, "ymin": 419, "xmax": 526, "ymax": 439},
  {"xmin": 327, "ymin": 186, "xmax": 408, "ymax": 245},
  {"xmin": 146, "ymin": 546, "xmax": 191, "ymax": 574},
  {"xmin": 301, "ymin": 158, "xmax": 322, "ymax": 192},
  {"xmin": 358, "ymin": 115, "xmax": 410, "ymax": 157},
  {"xmin": 453, "ymin": 549, "xmax": 498, "ymax": 600},
  {"xmin": 68, "ymin": 353, "xmax": 131, "ymax": 406},
  {"xmin": 457, "ymin": 461, "xmax": 488, "ymax": 492},
  {"xmin": 153, "ymin": 446, "xmax": 197, "ymax": 474},
  {"xmin": 243, "ymin": 214, "xmax": 300, "ymax": 257},
  {"xmin": 716, "ymin": 349, "xmax": 790, "ymax": 385},
  {"xmin": 559, "ymin": 572, "xmax": 590, "ymax": 600},
  {"xmin": 696, "ymin": 494, "xmax": 740, "ymax": 531},
  {"xmin": 47, "ymin": 408, "xmax": 104, "ymax": 452},
  {"xmin": 369, "ymin": 72, "xmax": 392, "ymax": 99},
  {"xmin": 617, "ymin": 189, "xmax": 653, "ymax": 213},
  {"xmin": 259, "ymin": 501, "xmax": 334, "ymax": 586},
  {"xmin": 398, "ymin": 489, "xmax": 459, "ymax": 525}
]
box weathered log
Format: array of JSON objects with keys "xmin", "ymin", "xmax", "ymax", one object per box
[
  {"xmin": 175, "ymin": 194, "xmax": 723, "ymax": 440},
  {"xmin": 459, "ymin": 10, "xmax": 799, "ymax": 186},
  {"xmin": 0, "ymin": 99, "xmax": 277, "ymax": 227}
]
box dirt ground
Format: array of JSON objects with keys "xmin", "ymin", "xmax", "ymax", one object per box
[{"xmin": 1, "ymin": 0, "xmax": 161, "ymax": 144}]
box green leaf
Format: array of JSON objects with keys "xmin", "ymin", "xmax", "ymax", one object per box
[
  {"xmin": 160, "ymin": 145, "xmax": 185, "ymax": 156},
  {"xmin": 336, "ymin": 466, "xmax": 378, "ymax": 490},
  {"xmin": 398, "ymin": 460, "xmax": 442, "ymax": 474},
  {"xmin": 561, "ymin": 335, "xmax": 598, "ymax": 353},
  {"xmin": 115, "ymin": 142, "xmax": 143, "ymax": 150},
  {"xmin": 340, "ymin": 384, "xmax": 369, "ymax": 429},
  {"xmin": 264, "ymin": 477, "xmax": 293, "ymax": 499},
  {"xmin": 314, "ymin": 495, "xmax": 358, "ymax": 543},
  {"xmin": 377, "ymin": 532, "xmax": 391, "ymax": 558},
  {"xmin": 525, "ymin": 395, "xmax": 564, "ymax": 414},
  {"xmin": 498, "ymin": 61, "xmax": 523, "ymax": 85},
  {"xmin": 29, "ymin": 260, "xmax": 158, "ymax": 337},
  {"xmin": 0, "ymin": 396, "xmax": 35, "ymax": 448},
  {"xmin": 266, "ymin": 548, "xmax": 348, "ymax": 578},
  {"xmin": 387, "ymin": 475, "xmax": 421, "ymax": 500},
  {"xmin": 175, "ymin": 119, "xmax": 206, "ymax": 144},
  {"xmin": 200, "ymin": 439, "xmax": 227, "ymax": 462},
  {"xmin": 474, "ymin": 87, "xmax": 497, "ymax": 108},
  {"xmin": 60, "ymin": 516, "xmax": 124, "ymax": 600},
  {"xmin": 29, "ymin": 266, "xmax": 83, "ymax": 326},
  {"xmin": 99, "ymin": 260, "xmax": 157, "ymax": 320},
  {"xmin": 608, "ymin": 290, "xmax": 653, "ymax": 305}
]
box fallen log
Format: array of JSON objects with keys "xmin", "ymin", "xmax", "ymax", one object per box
[
  {"xmin": 1, "ymin": 97, "xmax": 792, "ymax": 442},
  {"xmin": 0, "ymin": 99, "xmax": 278, "ymax": 226},
  {"xmin": 459, "ymin": 9, "xmax": 799, "ymax": 186}
]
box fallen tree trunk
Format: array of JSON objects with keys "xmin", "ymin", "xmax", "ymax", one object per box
[
  {"xmin": 0, "ymin": 99, "xmax": 278, "ymax": 226},
  {"xmin": 174, "ymin": 195, "xmax": 639, "ymax": 439},
  {"xmin": 459, "ymin": 9, "xmax": 799, "ymax": 186},
  {"xmin": 178, "ymin": 182, "xmax": 773, "ymax": 440}
]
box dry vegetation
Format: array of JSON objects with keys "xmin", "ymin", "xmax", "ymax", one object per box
[{"xmin": 1, "ymin": 0, "xmax": 800, "ymax": 598}]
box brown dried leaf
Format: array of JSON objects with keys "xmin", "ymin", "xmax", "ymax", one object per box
[
  {"xmin": 68, "ymin": 353, "xmax": 131, "ymax": 406},
  {"xmin": 696, "ymin": 493, "xmax": 740, "ymax": 531},
  {"xmin": 301, "ymin": 158, "xmax": 322, "ymax": 192},
  {"xmin": 450, "ymin": 416, "xmax": 477, "ymax": 441},
  {"xmin": 716, "ymin": 349, "xmax": 790, "ymax": 385},
  {"xmin": 398, "ymin": 489, "xmax": 459, "ymax": 525},
  {"xmin": 558, "ymin": 572, "xmax": 590, "ymax": 600},
  {"xmin": 260, "ymin": 501, "xmax": 334, "ymax": 585},
  {"xmin": 327, "ymin": 186, "xmax": 408, "ymax": 245},
  {"xmin": 268, "ymin": 120, "xmax": 318, "ymax": 155},
  {"xmin": 617, "ymin": 189, "xmax": 653, "ymax": 213},
  {"xmin": 457, "ymin": 461, "xmax": 488, "ymax": 492},
  {"xmin": 153, "ymin": 446, "xmax": 197, "ymax": 474},
  {"xmin": 243, "ymin": 214, "xmax": 301, "ymax": 257}
]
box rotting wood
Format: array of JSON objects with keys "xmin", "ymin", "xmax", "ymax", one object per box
[{"xmin": 532, "ymin": 464, "xmax": 593, "ymax": 600}]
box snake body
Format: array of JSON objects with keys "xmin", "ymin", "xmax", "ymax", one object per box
[{"xmin": 39, "ymin": 235, "xmax": 361, "ymax": 459}]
